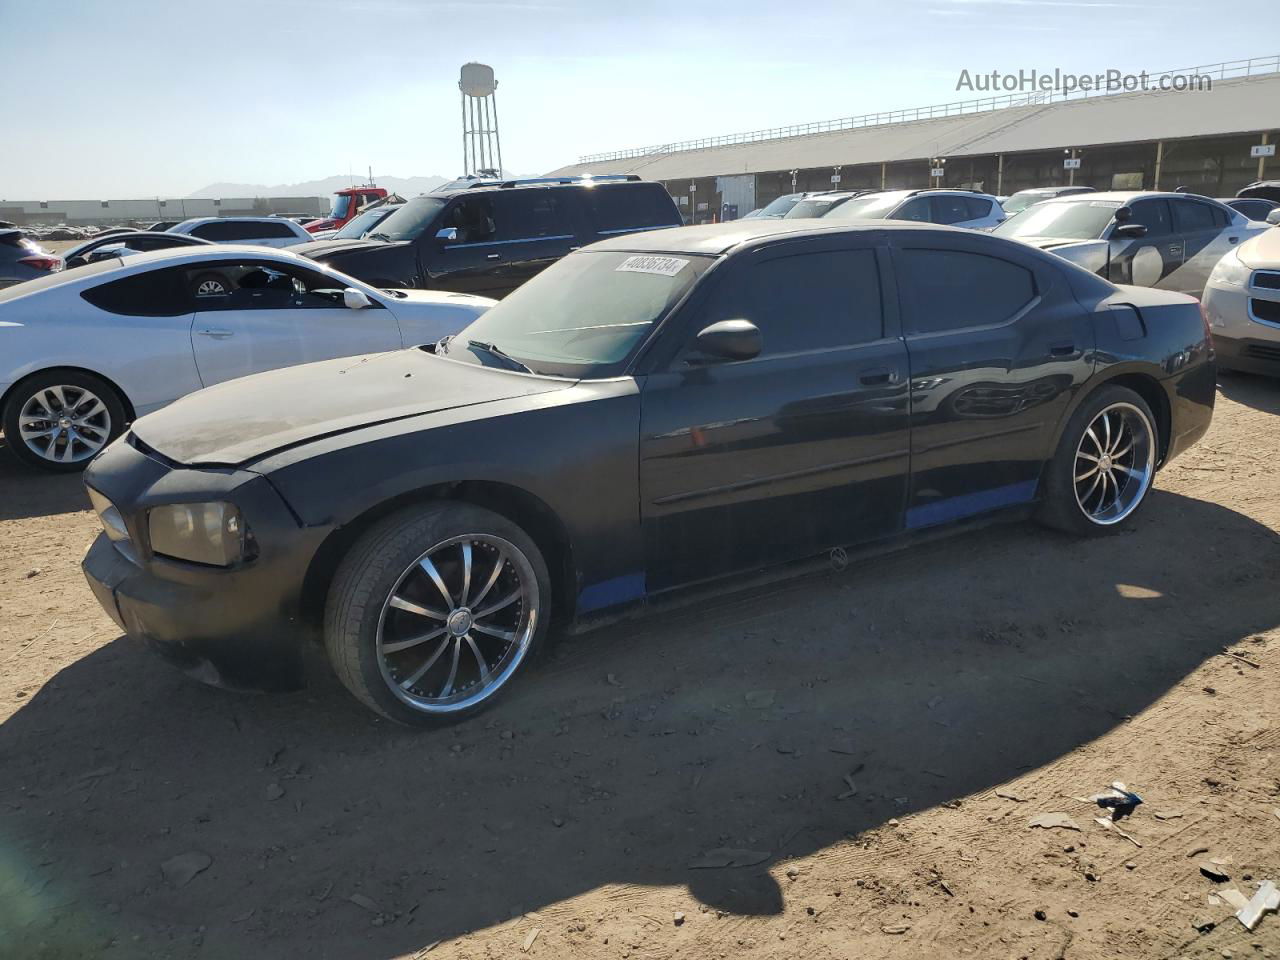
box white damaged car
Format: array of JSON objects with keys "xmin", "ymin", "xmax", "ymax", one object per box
[
  {"xmin": 993, "ymin": 191, "xmax": 1264, "ymax": 297},
  {"xmin": 0, "ymin": 246, "xmax": 494, "ymax": 471}
]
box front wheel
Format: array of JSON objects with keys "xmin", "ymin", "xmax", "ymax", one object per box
[
  {"xmin": 1037, "ymin": 385, "xmax": 1159, "ymax": 536},
  {"xmin": 324, "ymin": 503, "xmax": 551, "ymax": 726},
  {"xmin": 3, "ymin": 370, "xmax": 127, "ymax": 471}
]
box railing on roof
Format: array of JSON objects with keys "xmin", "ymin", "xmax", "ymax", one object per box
[{"xmin": 578, "ymin": 55, "xmax": 1280, "ymax": 164}]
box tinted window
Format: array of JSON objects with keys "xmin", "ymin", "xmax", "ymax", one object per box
[
  {"xmin": 255, "ymin": 221, "xmax": 299, "ymax": 239},
  {"xmin": 964, "ymin": 197, "xmax": 993, "ymax": 220},
  {"xmin": 1126, "ymin": 200, "xmax": 1172, "ymax": 237},
  {"xmin": 1231, "ymin": 200, "xmax": 1267, "ymax": 220},
  {"xmin": 899, "ymin": 248, "xmax": 1035, "ymax": 335},
  {"xmin": 190, "ymin": 220, "xmax": 289, "ymax": 242},
  {"xmin": 441, "ymin": 196, "xmax": 498, "ymax": 244},
  {"xmin": 1172, "ymin": 200, "xmax": 1225, "ymax": 231},
  {"xmin": 496, "ymin": 191, "xmax": 570, "ymax": 241},
  {"xmin": 708, "ymin": 249, "xmax": 883, "ymax": 355},
  {"xmin": 892, "ymin": 197, "xmax": 932, "ymax": 222},
  {"xmin": 586, "ymin": 183, "xmax": 678, "ymax": 233},
  {"xmin": 929, "ymin": 195, "xmax": 972, "ymax": 225},
  {"xmin": 80, "ymin": 267, "xmax": 190, "ymax": 316},
  {"xmin": 186, "ymin": 261, "xmax": 369, "ymax": 310}
]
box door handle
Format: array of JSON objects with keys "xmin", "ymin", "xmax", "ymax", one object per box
[
  {"xmin": 1049, "ymin": 341, "xmax": 1075, "ymax": 356},
  {"xmin": 196, "ymin": 328, "xmax": 233, "ymax": 339},
  {"xmin": 486, "ymin": 253, "xmax": 501, "ymax": 260},
  {"xmin": 1228, "ymin": 235, "xmax": 1240, "ymax": 244},
  {"xmin": 858, "ymin": 367, "xmax": 899, "ymax": 386}
]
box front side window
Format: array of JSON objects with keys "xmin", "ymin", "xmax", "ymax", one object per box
[
  {"xmin": 1126, "ymin": 199, "xmax": 1173, "ymax": 237},
  {"xmin": 442, "ymin": 250, "xmax": 711, "ymax": 378},
  {"xmin": 440, "ymin": 196, "xmax": 498, "ymax": 244},
  {"xmin": 703, "ymin": 248, "xmax": 883, "ymax": 356},
  {"xmin": 898, "ymin": 248, "xmax": 1035, "ymax": 335},
  {"xmin": 186, "ymin": 261, "xmax": 365, "ymax": 310}
]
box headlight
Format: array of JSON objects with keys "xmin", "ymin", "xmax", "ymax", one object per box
[
  {"xmin": 1208, "ymin": 248, "xmax": 1252, "ymax": 288},
  {"xmin": 148, "ymin": 502, "xmax": 249, "ymax": 566},
  {"xmin": 87, "ymin": 487, "xmax": 129, "ymax": 543}
]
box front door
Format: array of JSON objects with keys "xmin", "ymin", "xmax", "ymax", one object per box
[
  {"xmin": 638, "ymin": 235, "xmax": 911, "ymax": 592},
  {"xmin": 187, "ymin": 260, "xmax": 401, "ymax": 386},
  {"xmin": 1107, "ymin": 198, "xmax": 1183, "ymax": 290},
  {"xmin": 892, "ymin": 232, "xmax": 1094, "ymax": 529}
]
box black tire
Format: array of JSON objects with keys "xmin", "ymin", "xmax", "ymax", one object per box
[
  {"xmin": 1037, "ymin": 384, "xmax": 1159, "ymax": 536},
  {"xmin": 189, "ymin": 271, "xmax": 231, "ymax": 298},
  {"xmin": 3, "ymin": 369, "xmax": 128, "ymax": 472},
  {"xmin": 324, "ymin": 502, "xmax": 552, "ymax": 726}
]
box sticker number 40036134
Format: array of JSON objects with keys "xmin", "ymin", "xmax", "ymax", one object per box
[{"xmin": 615, "ymin": 255, "xmax": 690, "ymax": 277}]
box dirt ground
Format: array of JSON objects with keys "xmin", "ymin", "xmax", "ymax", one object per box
[{"xmin": 1, "ymin": 373, "xmax": 1278, "ymax": 960}]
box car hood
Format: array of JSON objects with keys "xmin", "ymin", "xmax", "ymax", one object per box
[
  {"xmin": 1238, "ymin": 227, "xmax": 1280, "ymax": 268},
  {"xmin": 129, "ymin": 350, "xmax": 570, "ymax": 467},
  {"xmin": 290, "ymin": 238, "xmax": 405, "ymax": 260}
]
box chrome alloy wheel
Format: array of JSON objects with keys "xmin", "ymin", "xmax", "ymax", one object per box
[
  {"xmin": 196, "ymin": 278, "xmax": 227, "ymax": 296},
  {"xmin": 18, "ymin": 385, "xmax": 112, "ymax": 464},
  {"xmin": 375, "ymin": 534, "xmax": 539, "ymax": 715},
  {"xmin": 1073, "ymin": 401, "xmax": 1155, "ymax": 526}
]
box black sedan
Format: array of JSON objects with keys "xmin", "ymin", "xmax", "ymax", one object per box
[{"xmin": 81, "ymin": 221, "xmax": 1215, "ymax": 725}]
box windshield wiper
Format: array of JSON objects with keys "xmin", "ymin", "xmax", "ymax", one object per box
[
  {"xmin": 467, "ymin": 340, "xmax": 532, "ymax": 374},
  {"xmin": 367, "ymin": 232, "xmax": 392, "ymax": 242}
]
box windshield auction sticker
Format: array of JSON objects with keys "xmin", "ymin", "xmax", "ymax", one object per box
[{"xmin": 615, "ymin": 255, "xmax": 690, "ymax": 277}]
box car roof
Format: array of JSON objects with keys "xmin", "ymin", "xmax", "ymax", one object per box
[
  {"xmin": 1033, "ymin": 190, "xmax": 1221, "ymax": 205},
  {"xmin": 591, "ymin": 220, "xmax": 971, "ymax": 256},
  {"xmin": 173, "ymin": 217, "xmax": 304, "ymax": 228}
]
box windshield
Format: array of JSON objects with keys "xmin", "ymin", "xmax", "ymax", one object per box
[
  {"xmin": 784, "ymin": 196, "xmax": 849, "ymax": 219},
  {"xmin": 756, "ymin": 194, "xmax": 802, "ymax": 218},
  {"xmin": 366, "ymin": 196, "xmax": 448, "ymax": 241},
  {"xmin": 328, "ymin": 194, "xmax": 353, "ymax": 220},
  {"xmin": 442, "ymin": 250, "xmax": 712, "ymax": 378},
  {"xmin": 993, "ymin": 200, "xmax": 1118, "ymax": 240},
  {"xmin": 821, "ymin": 193, "xmax": 906, "ymax": 220},
  {"xmin": 334, "ymin": 205, "xmax": 397, "ymax": 240},
  {"xmin": 1001, "ymin": 193, "xmax": 1051, "ymax": 215}
]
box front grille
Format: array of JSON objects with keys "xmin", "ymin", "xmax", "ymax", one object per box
[
  {"xmin": 1250, "ymin": 298, "xmax": 1280, "ymax": 324},
  {"xmin": 1252, "ymin": 270, "xmax": 1280, "ymax": 291},
  {"xmin": 1243, "ymin": 342, "xmax": 1280, "ymax": 362}
]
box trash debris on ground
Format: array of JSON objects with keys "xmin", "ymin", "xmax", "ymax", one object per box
[
  {"xmin": 995, "ymin": 789, "xmax": 1028, "ymax": 803},
  {"xmin": 1092, "ymin": 781, "xmax": 1143, "ymax": 818},
  {"xmin": 673, "ymin": 911, "xmax": 685, "ymax": 926},
  {"xmin": 1028, "ymin": 813, "xmax": 1081, "ymax": 832},
  {"xmin": 1094, "ymin": 817, "xmax": 1142, "ymax": 848},
  {"xmin": 688, "ymin": 847, "xmax": 771, "ymax": 869},
  {"xmin": 160, "ymin": 851, "xmax": 212, "ymax": 888},
  {"xmin": 348, "ymin": 892, "xmax": 381, "ymax": 913},
  {"xmin": 1199, "ymin": 859, "xmax": 1232, "ymax": 883},
  {"xmin": 1209, "ymin": 889, "xmax": 1251, "ymax": 911},
  {"xmin": 521, "ymin": 928, "xmax": 541, "ymax": 952},
  {"xmin": 836, "ymin": 773, "xmax": 858, "ymax": 801},
  {"xmin": 881, "ymin": 924, "xmax": 910, "ymax": 934},
  {"xmin": 1236, "ymin": 880, "xmax": 1279, "ymax": 931},
  {"xmin": 1153, "ymin": 809, "xmax": 1184, "ymax": 820}
]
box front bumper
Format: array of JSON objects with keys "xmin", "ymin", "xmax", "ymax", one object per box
[
  {"xmin": 80, "ymin": 436, "xmax": 328, "ymax": 692},
  {"xmin": 1203, "ymin": 276, "xmax": 1280, "ymax": 378},
  {"xmin": 1213, "ymin": 334, "xmax": 1280, "ymax": 377}
]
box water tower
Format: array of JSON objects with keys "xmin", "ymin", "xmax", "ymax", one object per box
[{"xmin": 459, "ymin": 62, "xmax": 504, "ymax": 178}]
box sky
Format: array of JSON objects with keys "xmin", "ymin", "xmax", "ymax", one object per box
[{"xmin": 3, "ymin": 0, "xmax": 1278, "ymax": 198}]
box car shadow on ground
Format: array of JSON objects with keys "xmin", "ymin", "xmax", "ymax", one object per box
[
  {"xmin": 1, "ymin": 490, "xmax": 1277, "ymax": 959},
  {"xmin": 1217, "ymin": 369, "xmax": 1280, "ymax": 414},
  {"xmin": 0, "ymin": 439, "xmax": 90, "ymax": 521}
]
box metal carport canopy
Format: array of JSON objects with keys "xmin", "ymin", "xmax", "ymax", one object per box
[{"xmin": 547, "ymin": 74, "xmax": 1280, "ymax": 180}]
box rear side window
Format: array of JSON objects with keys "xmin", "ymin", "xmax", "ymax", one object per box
[
  {"xmin": 963, "ymin": 197, "xmax": 993, "ymax": 220},
  {"xmin": 191, "ymin": 221, "xmax": 294, "ymax": 241},
  {"xmin": 899, "ymin": 248, "xmax": 1035, "ymax": 335},
  {"xmin": 495, "ymin": 191, "xmax": 571, "ymax": 241},
  {"xmin": 80, "ymin": 267, "xmax": 190, "ymax": 316},
  {"xmin": 710, "ymin": 248, "xmax": 883, "ymax": 356},
  {"xmin": 930, "ymin": 195, "xmax": 972, "ymax": 225},
  {"xmin": 586, "ymin": 184, "xmax": 678, "ymax": 234},
  {"xmin": 1172, "ymin": 200, "xmax": 1227, "ymax": 231}
]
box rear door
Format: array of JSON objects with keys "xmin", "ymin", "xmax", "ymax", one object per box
[
  {"xmin": 1106, "ymin": 198, "xmax": 1182, "ymax": 289},
  {"xmin": 639, "ymin": 234, "xmax": 910, "ymax": 590},
  {"xmin": 892, "ymin": 231, "xmax": 1093, "ymax": 529},
  {"xmin": 186, "ymin": 259, "xmax": 402, "ymax": 386},
  {"xmin": 487, "ymin": 189, "xmax": 578, "ymax": 292}
]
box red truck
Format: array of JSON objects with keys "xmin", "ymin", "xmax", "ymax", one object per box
[{"xmin": 304, "ymin": 186, "xmax": 390, "ymax": 234}]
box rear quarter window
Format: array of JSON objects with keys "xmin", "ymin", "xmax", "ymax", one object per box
[
  {"xmin": 586, "ymin": 184, "xmax": 680, "ymax": 234},
  {"xmin": 80, "ymin": 267, "xmax": 190, "ymax": 316}
]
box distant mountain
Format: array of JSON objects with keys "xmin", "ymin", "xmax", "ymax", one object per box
[{"xmin": 187, "ymin": 175, "xmax": 454, "ymax": 199}]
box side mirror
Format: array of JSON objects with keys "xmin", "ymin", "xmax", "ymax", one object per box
[
  {"xmin": 1113, "ymin": 223, "xmax": 1148, "ymax": 239},
  {"xmin": 343, "ymin": 287, "xmax": 373, "ymax": 310},
  {"xmin": 435, "ymin": 227, "xmax": 458, "ymax": 242},
  {"xmin": 1114, "ymin": 206, "xmax": 1132, "ymax": 223},
  {"xmin": 1267, "ymin": 209, "xmax": 1280, "ymax": 226},
  {"xmin": 693, "ymin": 319, "xmax": 761, "ymax": 362}
]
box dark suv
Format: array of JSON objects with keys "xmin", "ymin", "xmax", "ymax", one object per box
[{"xmin": 294, "ymin": 176, "xmax": 681, "ymax": 298}]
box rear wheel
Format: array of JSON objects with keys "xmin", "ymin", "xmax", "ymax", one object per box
[
  {"xmin": 324, "ymin": 503, "xmax": 551, "ymax": 726},
  {"xmin": 1037, "ymin": 384, "xmax": 1158, "ymax": 535},
  {"xmin": 3, "ymin": 370, "xmax": 127, "ymax": 471}
]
